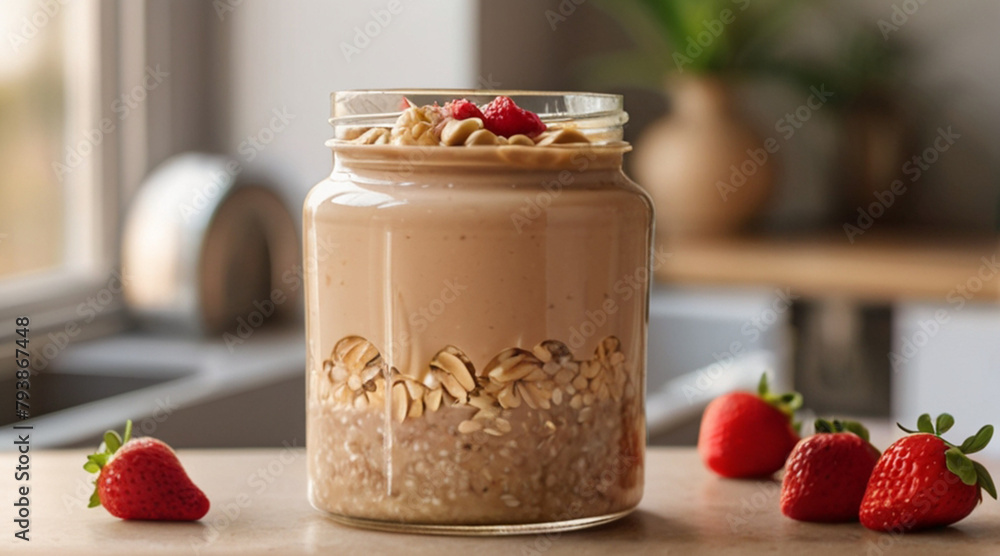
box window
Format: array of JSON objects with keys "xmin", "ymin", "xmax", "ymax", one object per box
[{"xmin": 0, "ymin": 0, "xmax": 123, "ymax": 338}]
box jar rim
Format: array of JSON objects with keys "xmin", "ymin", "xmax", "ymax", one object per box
[{"xmin": 329, "ymin": 89, "xmax": 628, "ymax": 145}]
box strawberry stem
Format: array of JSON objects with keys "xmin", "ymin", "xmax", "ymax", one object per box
[
  {"xmin": 814, "ymin": 418, "xmax": 871, "ymax": 442},
  {"xmin": 757, "ymin": 372, "xmax": 802, "ymax": 419},
  {"xmin": 898, "ymin": 413, "xmax": 996, "ymax": 501},
  {"xmin": 84, "ymin": 420, "xmax": 134, "ymax": 509}
]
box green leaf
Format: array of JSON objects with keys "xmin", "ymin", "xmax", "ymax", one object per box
[
  {"xmin": 917, "ymin": 413, "xmax": 934, "ymax": 434},
  {"xmin": 88, "ymin": 488, "xmax": 102, "ymax": 509},
  {"xmin": 960, "ymin": 425, "xmax": 994, "ymax": 454},
  {"xmin": 936, "ymin": 414, "xmax": 955, "ymax": 435},
  {"xmin": 945, "ymin": 448, "xmax": 978, "ymax": 486},
  {"xmin": 593, "ymin": 0, "xmax": 675, "ymax": 59},
  {"xmin": 814, "ymin": 419, "xmax": 834, "ymax": 434},
  {"xmin": 973, "ymin": 461, "xmax": 997, "ymax": 500},
  {"xmin": 779, "ymin": 392, "xmax": 803, "ymax": 412},
  {"xmin": 842, "ymin": 421, "xmax": 871, "ymax": 443},
  {"xmin": 574, "ymin": 52, "xmax": 671, "ymax": 93},
  {"xmin": 104, "ymin": 431, "xmax": 122, "ymax": 453},
  {"xmin": 83, "ymin": 461, "xmax": 100, "ymax": 473},
  {"xmin": 758, "ymin": 372, "xmax": 802, "ymax": 420},
  {"xmin": 123, "ymin": 420, "xmax": 133, "ymax": 444},
  {"xmin": 87, "ymin": 453, "xmax": 108, "ymax": 467}
]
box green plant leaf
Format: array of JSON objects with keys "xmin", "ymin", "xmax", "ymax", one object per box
[
  {"xmin": 945, "ymin": 448, "xmax": 978, "ymax": 486},
  {"xmin": 814, "ymin": 418, "xmax": 834, "ymax": 434},
  {"xmin": 973, "ymin": 461, "xmax": 997, "ymax": 500},
  {"xmin": 88, "ymin": 488, "xmax": 102, "ymax": 509},
  {"xmin": 104, "ymin": 431, "xmax": 122, "ymax": 454},
  {"xmin": 936, "ymin": 413, "xmax": 955, "ymax": 435},
  {"xmin": 841, "ymin": 420, "xmax": 871, "ymax": 443},
  {"xmin": 758, "ymin": 373, "xmax": 802, "ymax": 419},
  {"xmin": 592, "ymin": 0, "xmax": 676, "ymax": 59},
  {"xmin": 574, "ymin": 52, "xmax": 671, "ymax": 93},
  {"xmin": 123, "ymin": 419, "xmax": 133, "ymax": 444},
  {"xmin": 917, "ymin": 414, "xmax": 934, "ymax": 434},
  {"xmin": 87, "ymin": 453, "xmax": 108, "ymax": 467},
  {"xmin": 960, "ymin": 425, "xmax": 994, "ymax": 454},
  {"xmin": 758, "ymin": 372, "xmax": 769, "ymax": 396},
  {"xmin": 779, "ymin": 392, "xmax": 803, "ymax": 411},
  {"xmin": 83, "ymin": 461, "xmax": 100, "ymax": 473}
]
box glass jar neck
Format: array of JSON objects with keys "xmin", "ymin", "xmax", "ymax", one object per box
[
  {"xmin": 331, "ymin": 143, "xmax": 628, "ymax": 177},
  {"xmin": 329, "ymin": 89, "xmax": 628, "ymax": 144}
]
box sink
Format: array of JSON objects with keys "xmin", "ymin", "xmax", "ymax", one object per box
[{"xmin": 0, "ymin": 369, "xmax": 187, "ymax": 427}]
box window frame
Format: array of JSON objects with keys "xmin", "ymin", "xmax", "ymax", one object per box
[{"xmin": 0, "ymin": 0, "xmax": 142, "ymax": 344}]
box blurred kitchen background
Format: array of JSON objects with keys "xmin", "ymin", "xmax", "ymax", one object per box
[{"xmin": 1, "ymin": 0, "xmax": 998, "ymax": 453}]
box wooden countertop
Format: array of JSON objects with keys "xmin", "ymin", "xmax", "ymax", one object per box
[{"xmin": 3, "ymin": 448, "xmax": 998, "ymax": 555}]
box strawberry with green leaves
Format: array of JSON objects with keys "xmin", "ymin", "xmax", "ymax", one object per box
[
  {"xmin": 698, "ymin": 374, "xmax": 801, "ymax": 478},
  {"xmin": 781, "ymin": 419, "xmax": 881, "ymax": 522},
  {"xmin": 860, "ymin": 413, "xmax": 996, "ymax": 532},
  {"xmin": 84, "ymin": 420, "xmax": 210, "ymax": 521}
]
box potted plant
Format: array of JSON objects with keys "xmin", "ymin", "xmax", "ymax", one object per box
[{"xmin": 584, "ymin": 0, "xmax": 885, "ymax": 237}]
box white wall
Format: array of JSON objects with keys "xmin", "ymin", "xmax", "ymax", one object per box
[
  {"xmin": 209, "ymin": 0, "xmax": 479, "ymax": 214},
  {"xmin": 893, "ymin": 303, "xmax": 1000, "ymax": 457}
]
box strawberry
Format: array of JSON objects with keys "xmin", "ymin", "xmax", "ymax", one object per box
[
  {"xmin": 446, "ymin": 98, "xmax": 485, "ymax": 121},
  {"xmin": 84, "ymin": 420, "xmax": 210, "ymax": 521},
  {"xmin": 780, "ymin": 419, "xmax": 881, "ymax": 522},
  {"xmin": 698, "ymin": 373, "xmax": 801, "ymax": 478},
  {"xmin": 859, "ymin": 413, "xmax": 996, "ymax": 532},
  {"xmin": 481, "ymin": 95, "xmax": 547, "ymax": 138}
]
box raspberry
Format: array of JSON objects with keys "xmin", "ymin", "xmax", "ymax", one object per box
[
  {"xmin": 481, "ymin": 96, "xmax": 547, "ymax": 138},
  {"xmin": 447, "ymin": 99, "xmax": 485, "ymax": 121}
]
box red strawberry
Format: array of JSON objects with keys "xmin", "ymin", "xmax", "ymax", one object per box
[
  {"xmin": 84, "ymin": 420, "xmax": 210, "ymax": 521},
  {"xmin": 860, "ymin": 413, "xmax": 996, "ymax": 532},
  {"xmin": 781, "ymin": 419, "xmax": 881, "ymax": 522},
  {"xmin": 447, "ymin": 98, "xmax": 485, "ymax": 121},
  {"xmin": 698, "ymin": 373, "xmax": 801, "ymax": 478},
  {"xmin": 481, "ymin": 95, "xmax": 547, "ymax": 138}
]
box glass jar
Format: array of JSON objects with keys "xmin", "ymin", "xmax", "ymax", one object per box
[{"xmin": 304, "ymin": 90, "xmax": 653, "ymax": 534}]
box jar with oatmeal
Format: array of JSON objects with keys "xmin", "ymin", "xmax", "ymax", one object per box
[{"xmin": 304, "ymin": 90, "xmax": 653, "ymax": 534}]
